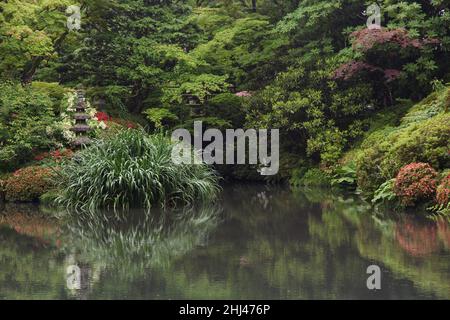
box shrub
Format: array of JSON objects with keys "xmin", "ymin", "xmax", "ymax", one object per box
[
  {"xmin": 205, "ymin": 93, "xmax": 244, "ymax": 127},
  {"xmin": 394, "ymin": 163, "xmax": 438, "ymax": 207},
  {"xmin": 54, "ymin": 129, "xmax": 220, "ymax": 211},
  {"xmin": 95, "ymin": 111, "xmax": 139, "ymax": 129},
  {"xmin": 5, "ymin": 166, "xmax": 55, "ymax": 202},
  {"xmin": 0, "ymin": 82, "xmax": 63, "ymax": 171},
  {"xmin": 289, "ymin": 167, "xmax": 308, "ymax": 188},
  {"xmin": 331, "ymin": 164, "xmax": 357, "ymax": 189},
  {"xmin": 372, "ymin": 179, "xmax": 396, "ymax": 205},
  {"xmin": 436, "ymin": 174, "xmax": 450, "ymax": 207},
  {"xmin": 143, "ymin": 108, "xmax": 179, "ymax": 130},
  {"xmin": 31, "ymin": 82, "xmax": 68, "ymax": 113},
  {"xmin": 356, "ymin": 112, "xmax": 450, "ymax": 193},
  {"xmin": 354, "ymin": 87, "xmax": 450, "ymax": 194},
  {"xmin": 34, "ymin": 148, "xmax": 74, "ymax": 163},
  {"xmin": 297, "ymin": 168, "xmax": 331, "ymax": 187}
]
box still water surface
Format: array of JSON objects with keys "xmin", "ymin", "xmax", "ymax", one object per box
[{"xmin": 0, "ymin": 185, "xmax": 449, "ymax": 299}]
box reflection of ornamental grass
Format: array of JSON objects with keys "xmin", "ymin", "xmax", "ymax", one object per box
[
  {"xmin": 59, "ymin": 204, "xmax": 221, "ymax": 275},
  {"xmin": 394, "ymin": 163, "xmax": 437, "ymax": 207},
  {"xmin": 54, "ymin": 129, "xmax": 220, "ymax": 211}
]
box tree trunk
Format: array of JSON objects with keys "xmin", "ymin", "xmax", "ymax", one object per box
[
  {"xmin": 21, "ymin": 56, "xmax": 45, "ymax": 85},
  {"xmin": 252, "ymin": 0, "xmax": 257, "ymax": 12}
]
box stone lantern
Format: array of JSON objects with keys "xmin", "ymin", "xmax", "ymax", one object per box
[
  {"xmin": 182, "ymin": 93, "xmax": 204, "ymax": 117},
  {"xmin": 71, "ymin": 90, "xmax": 92, "ymax": 147}
]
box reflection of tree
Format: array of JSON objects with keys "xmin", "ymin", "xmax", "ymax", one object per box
[
  {"xmin": 342, "ymin": 209, "xmax": 450, "ymax": 299},
  {"xmin": 152, "ymin": 186, "xmax": 375, "ymax": 299},
  {"xmin": 0, "ymin": 204, "xmax": 66, "ymax": 299},
  {"xmin": 311, "ymin": 197, "xmax": 450, "ymax": 299},
  {"xmin": 0, "ymin": 204, "xmax": 60, "ymax": 248},
  {"xmin": 160, "ymin": 186, "xmax": 450, "ymax": 299},
  {"xmin": 0, "ymin": 187, "xmax": 449, "ymax": 299}
]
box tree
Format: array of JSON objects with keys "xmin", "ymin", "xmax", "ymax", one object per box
[
  {"xmin": 0, "ymin": 0, "xmax": 76, "ymax": 84},
  {"xmin": 57, "ymin": 0, "xmax": 198, "ymax": 113}
]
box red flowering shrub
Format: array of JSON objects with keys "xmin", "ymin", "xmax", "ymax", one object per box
[
  {"xmin": 95, "ymin": 111, "xmax": 111, "ymax": 122},
  {"xmin": 110, "ymin": 118, "xmax": 137, "ymax": 129},
  {"xmin": 5, "ymin": 166, "xmax": 55, "ymax": 202},
  {"xmin": 95, "ymin": 111, "xmax": 137, "ymax": 129},
  {"xmin": 436, "ymin": 174, "xmax": 450, "ymax": 207},
  {"xmin": 34, "ymin": 149, "xmax": 74, "ymax": 162},
  {"xmin": 394, "ymin": 163, "xmax": 438, "ymax": 206}
]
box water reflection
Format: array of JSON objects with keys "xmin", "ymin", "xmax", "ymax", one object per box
[
  {"xmin": 60, "ymin": 205, "xmax": 221, "ymax": 299},
  {"xmin": 0, "ymin": 185, "xmax": 449, "ymax": 299}
]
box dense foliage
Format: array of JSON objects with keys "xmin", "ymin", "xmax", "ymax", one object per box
[
  {"xmin": 352, "ymin": 87, "xmax": 449, "ymax": 196},
  {"xmin": 0, "ymin": 0, "xmax": 449, "ymax": 210},
  {"xmin": 0, "ymin": 82, "xmax": 67, "ymax": 171}
]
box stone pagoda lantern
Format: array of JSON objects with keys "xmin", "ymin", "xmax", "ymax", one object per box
[
  {"xmin": 71, "ymin": 89, "xmax": 92, "ymax": 147},
  {"xmin": 182, "ymin": 93, "xmax": 204, "ymax": 117}
]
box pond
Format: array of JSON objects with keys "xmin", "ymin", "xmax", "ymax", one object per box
[{"xmin": 0, "ymin": 184, "xmax": 449, "ymax": 300}]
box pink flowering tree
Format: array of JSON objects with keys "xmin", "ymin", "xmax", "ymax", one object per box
[{"xmin": 333, "ymin": 28, "xmax": 440, "ymax": 106}]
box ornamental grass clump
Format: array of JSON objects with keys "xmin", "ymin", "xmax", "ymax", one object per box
[
  {"xmin": 394, "ymin": 163, "xmax": 438, "ymax": 207},
  {"xmin": 54, "ymin": 129, "xmax": 220, "ymax": 211}
]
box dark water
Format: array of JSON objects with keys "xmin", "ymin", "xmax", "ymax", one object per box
[{"xmin": 0, "ymin": 185, "xmax": 449, "ymax": 300}]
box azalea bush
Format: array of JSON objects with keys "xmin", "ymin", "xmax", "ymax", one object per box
[
  {"xmin": 394, "ymin": 163, "xmax": 438, "ymax": 207},
  {"xmin": 5, "ymin": 166, "xmax": 55, "ymax": 202},
  {"xmin": 95, "ymin": 111, "xmax": 138, "ymax": 129},
  {"xmin": 34, "ymin": 148, "xmax": 74, "ymax": 163},
  {"xmin": 436, "ymin": 174, "xmax": 450, "ymax": 207}
]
